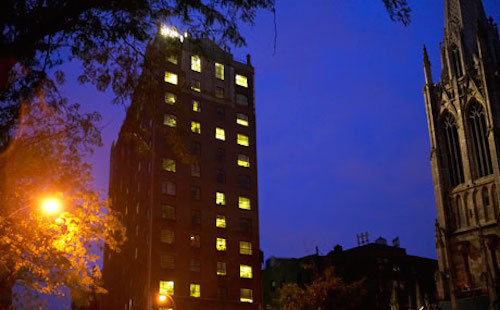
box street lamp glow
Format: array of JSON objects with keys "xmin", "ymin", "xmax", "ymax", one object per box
[
  {"xmin": 158, "ymin": 294, "xmax": 167, "ymax": 302},
  {"xmin": 41, "ymin": 197, "xmax": 62, "ymax": 214}
]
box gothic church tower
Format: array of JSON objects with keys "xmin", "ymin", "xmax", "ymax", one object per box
[{"xmin": 423, "ymin": 0, "xmax": 500, "ymax": 308}]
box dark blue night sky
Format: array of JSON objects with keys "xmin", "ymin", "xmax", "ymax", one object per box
[{"xmin": 64, "ymin": 0, "xmax": 500, "ymax": 264}]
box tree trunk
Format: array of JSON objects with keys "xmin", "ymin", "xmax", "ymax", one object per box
[{"xmin": 0, "ymin": 279, "xmax": 14, "ymax": 309}]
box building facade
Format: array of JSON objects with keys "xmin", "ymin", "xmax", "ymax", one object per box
[
  {"xmin": 422, "ymin": 0, "xmax": 500, "ymax": 308},
  {"xmin": 263, "ymin": 239, "xmax": 437, "ymax": 309},
  {"xmin": 101, "ymin": 28, "xmax": 262, "ymax": 310}
]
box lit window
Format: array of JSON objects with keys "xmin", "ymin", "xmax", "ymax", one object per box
[
  {"xmin": 191, "ymin": 79, "xmax": 201, "ymax": 92},
  {"xmin": 216, "ymin": 215, "xmax": 226, "ymax": 228},
  {"xmin": 239, "ymin": 197, "xmax": 251, "ymax": 210},
  {"xmin": 160, "ymin": 254, "xmax": 175, "ymax": 269},
  {"xmin": 164, "ymin": 114, "xmax": 177, "ymax": 127},
  {"xmin": 240, "ymin": 241, "xmax": 252, "ymax": 255},
  {"xmin": 215, "ymin": 63, "xmax": 224, "ymax": 80},
  {"xmin": 235, "ymin": 74, "xmax": 248, "ymax": 87},
  {"xmin": 216, "ymin": 192, "xmax": 226, "ymax": 205},
  {"xmin": 167, "ymin": 54, "xmax": 178, "ymax": 64},
  {"xmin": 161, "ymin": 205, "xmax": 176, "ymax": 220},
  {"xmin": 240, "ymin": 288, "xmax": 253, "ymax": 303},
  {"xmin": 215, "ymin": 86, "xmax": 224, "ymax": 98},
  {"xmin": 236, "ymin": 94, "xmax": 248, "ymax": 106},
  {"xmin": 165, "ymin": 92, "xmax": 177, "ymax": 105},
  {"xmin": 159, "ymin": 280, "xmax": 174, "ymax": 296},
  {"xmin": 217, "ymin": 262, "xmax": 227, "ymax": 276},
  {"xmin": 215, "ymin": 127, "xmax": 226, "ymax": 141},
  {"xmin": 237, "ymin": 134, "xmax": 249, "ymax": 146},
  {"xmin": 240, "ymin": 265, "xmax": 252, "ymax": 279},
  {"xmin": 162, "ymin": 158, "xmax": 176, "ymax": 172},
  {"xmin": 164, "ymin": 72, "xmax": 178, "ymax": 85},
  {"xmin": 190, "ymin": 284, "xmax": 201, "ymax": 298},
  {"xmin": 191, "ymin": 121, "xmax": 201, "ymax": 134},
  {"xmin": 237, "ymin": 113, "xmax": 249, "ymax": 127},
  {"xmin": 238, "ymin": 154, "xmax": 250, "ymax": 167},
  {"xmin": 216, "ymin": 238, "xmax": 227, "ymax": 251},
  {"xmin": 191, "ymin": 55, "xmax": 201, "ymax": 72},
  {"xmin": 192, "ymin": 100, "xmax": 201, "ymax": 112},
  {"xmin": 190, "ymin": 234, "xmax": 200, "ymax": 248},
  {"xmin": 161, "ymin": 230, "xmax": 175, "ymax": 244}
]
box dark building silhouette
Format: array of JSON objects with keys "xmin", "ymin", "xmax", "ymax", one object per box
[
  {"xmin": 101, "ymin": 27, "xmax": 261, "ymax": 309},
  {"xmin": 263, "ymin": 239, "xmax": 437, "ymax": 309},
  {"xmin": 422, "ymin": 0, "xmax": 500, "ymax": 308}
]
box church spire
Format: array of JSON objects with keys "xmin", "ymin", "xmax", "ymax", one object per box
[{"xmin": 444, "ymin": 0, "xmax": 488, "ymax": 56}]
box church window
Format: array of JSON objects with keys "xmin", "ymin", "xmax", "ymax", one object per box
[
  {"xmin": 450, "ymin": 47, "xmax": 463, "ymax": 78},
  {"xmin": 440, "ymin": 112, "xmax": 464, "ymax": 188},
  {"xmin": 468, "ymin": 101, "xmax": 493, "ymax": 178}
]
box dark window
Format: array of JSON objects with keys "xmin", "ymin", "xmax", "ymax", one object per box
[
  {"xmin": 190, "ymin": 142, "xmax": 201, "ymax": 155},
  {"xmin": 215, "ymin": 87, "xmax": 224, "ymax": 99},
  {"xmin": 191, "ymin": 186, "xmax": 201, "ymax": 200},
  {"xmin": 191, "ymin": 164, "xmax": 201, "ymax": 177},
  {"xmin": 450, "ymin": 48, "xmax": 463, "ymax": 78},
  {"xmin": 191, "ymin": 210, "xmax": 201, "ymax": 225},
  {"xmin": 468, "ymin": 101, "xmax": 493, "ymax": 178},
  {"xmin": 161, "ymin": 205, "xmax": 176, "ymax": 220},
  {"xmin": 238, "ymin": 175, "xmax": 251, "ymax": 189},
  {"xmin": 440, "ymin": 112, "xmax": 464, "ymax": 188},
  {"xmin": 190, "ymin": 258, "xmax": 201, "ymax": 272},
  {"xmin": 217, "ymin": 287, "xmax": 228, "ymax": 299},
  {"xmin": 239, "ymin": 218, "xmax": 252, "ymax": 233},
  {"xmin": 162, "ymin": 182, "xmax": 176, "ymax": 195},
  {"xmin": 216, "ymin": 170, "xmax": 226, "ymax": 184},
  {"xmin": 190, "ymin": 234, "xmax": 201, "ymax": 248},
  {"xmin": 216, "ymin": 148, "xmax": 226, "ymax": 162},
  {"xmin": 160, "ymin": 254, "xmax": 175, "ymax": 269},
  {"xmin": 216, "ymin": 106, "xmax": 225, "ymax": 117},
  {"xmin": 236, "ymin": 94, "xmax": 248, "ymax": 106}
]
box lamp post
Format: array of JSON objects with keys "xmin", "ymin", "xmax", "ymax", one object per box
[{"xmin": 158, "ymin": 294, "xmax": 176, "ymax": 310}]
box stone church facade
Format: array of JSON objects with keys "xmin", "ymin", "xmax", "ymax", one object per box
[{"xmin": 422, "ymin": 0, "xmax": 500, "ymax": 308}]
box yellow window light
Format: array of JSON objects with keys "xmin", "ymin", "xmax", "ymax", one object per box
[
  {"xmin": 159, "ymin": 280, "xmax": 174, "ymax": 296},
  {"xmin": 216, "ymin": 215, "xmax": 226, "ymax": 228},
  {"xmin": 236, "ymin": 113, "xmax": 249, "ymax": 127},
  {"xmin": 235, "ymin": 74, "xmax": 248, "ymax": 87},
  {"xmin": 162, "ymin": 158, "xmax": 176, "ymax": 172},
  {"xmin": 192, "ymin": 100, "xmax": 201, "ymax": 112},
  {"xmin": 164, "ymin": 72, "xmax": 178, "ymax": 85},
  {"xmin": 238, "ymin": 197, "xmax": 251, "ymax": 210},
  {"xmin": 237, "ymin": 134, "xmax": 249, "ymax": 147},
  {"xmin": 239, "ymin": 241, "xmax": 252, "ymax": 255},
  {"xmin": 215, "ymin": 63, "xmax": 224, "ymax": 80},
  {"xmin": 240, "ymin": 265, "xmax": 253, "ymax": 279},
  {"xmin": 240, "ymin": 288, "xmax": 253, "ymax": 303},
  {"xmin": 215, "ymin": 127, "xmax": 225, "ymax": 141},
  {"xmin": 191, "ymin": 121, "xmax": 201, "ymax": 134},
  {"xmin": 216, "ymin": 238, "xmax": 227, "ymax": 251},
  {"xmin": 237, "ymin": 154, "xmax": 250, "ymax": 167},
  {"xmin": 189, "ymin": 284, "xmax": 201, "ymax": 297},
  {"xmin": 191, "ymin": 55, "xmax": 201, "ymax": 72},
  {"xmin": 216, "ymin": 192, "xmax": 226, "ymax": 205}
]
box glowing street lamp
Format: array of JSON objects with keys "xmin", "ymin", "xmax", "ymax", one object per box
[
  {"xmin": 158, "ymin": 294, "xmax": 176, "ymax": 309},
  {"xmin": 41, "ymin": 197, "xmax": 62, "ymax": 215}
]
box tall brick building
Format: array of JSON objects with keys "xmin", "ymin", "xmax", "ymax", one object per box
[
  {"xmin": 422, "ymin": 0, "xmax": 500, "ymax": 308},
  {"xmin": 101, "ymin": 27, "xmax": 261, "ymax": 310}
]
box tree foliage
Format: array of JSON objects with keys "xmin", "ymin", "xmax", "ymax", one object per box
[
  {"xmin": 0, "ymin": 83, "xmax": 126, "ymax": 308},
  {"xmin": 268, "ymin": 267, "xmax": 366, "ymax": 310}
]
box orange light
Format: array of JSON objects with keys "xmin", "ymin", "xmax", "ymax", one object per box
[
  {"xmin": 159, "ymin": 295, "xmax": 167, "ymax": 302},
  {"xmin": 41, "ymin": 197, "xmax": 62, "ymax": 214}
]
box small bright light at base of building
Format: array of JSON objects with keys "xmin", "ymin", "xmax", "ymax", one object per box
[
  {"xmin": 158, "ymin": 295, "xmax": 167, "ymax": 302},
  {"xmin": 41, "ymin": 197, "xmax": 62, "ymax": 214}
]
